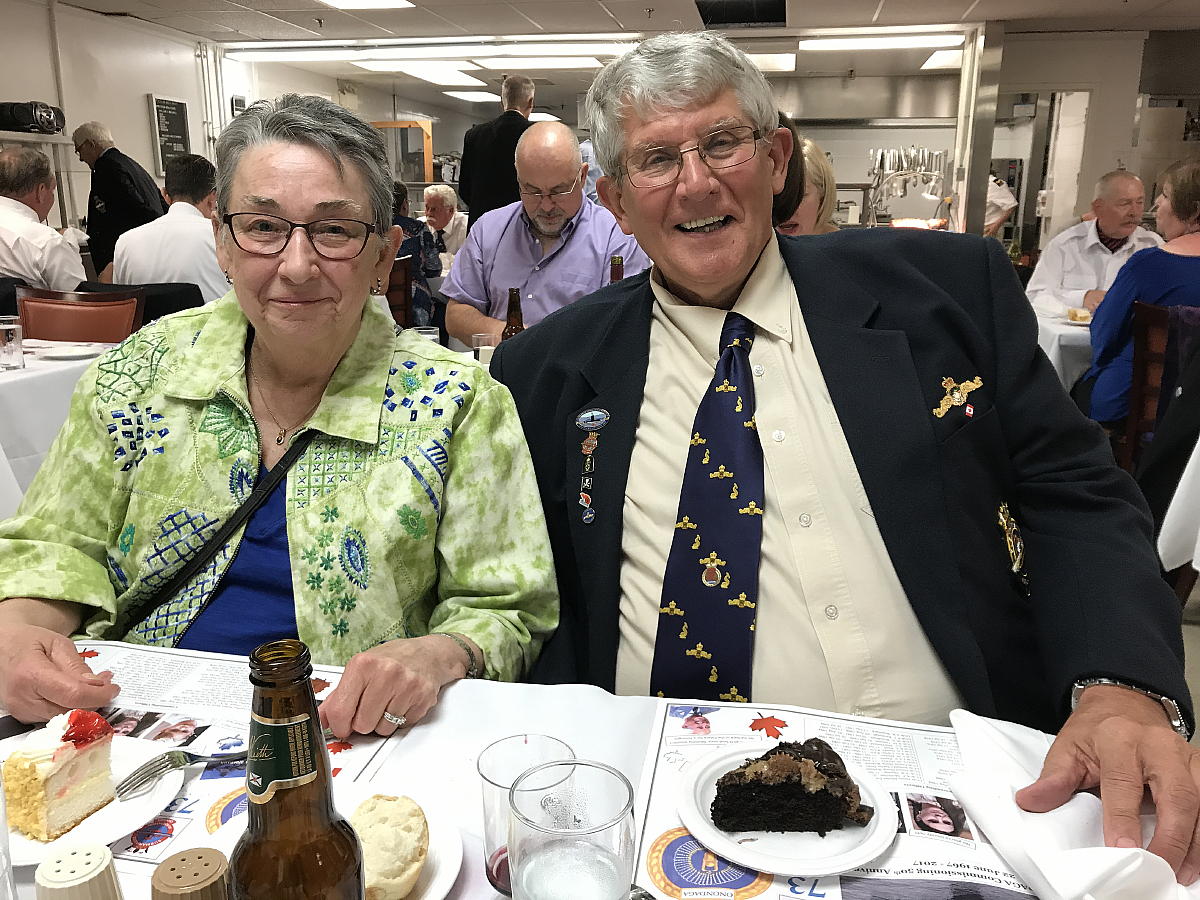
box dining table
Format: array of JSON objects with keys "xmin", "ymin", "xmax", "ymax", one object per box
[
  {"xmin": 1035, "ymin": 314, "xmax": 1092, "ymax": 390},
  {"xmin": 0, "ymin": 349, "xmax": 97, "ymax": 493},
  {"xmin": 1158, "ymin": 432, "xmax": 1200, "ymax": 574}
]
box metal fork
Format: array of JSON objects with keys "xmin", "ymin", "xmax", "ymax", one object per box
[{"xmin": 115, "ymin": 749, "xmax": 249, "ymax": 799}]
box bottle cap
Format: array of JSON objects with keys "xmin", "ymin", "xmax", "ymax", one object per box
[
  {"xmin": 151, "ymin": 848, "xmax": 230, "ymax": 899},
  {"xmin": 35, "ymin": 844, "xmax": 123, "ymax": 899}
]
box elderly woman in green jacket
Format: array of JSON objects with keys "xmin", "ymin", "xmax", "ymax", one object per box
[{"xmin": 0, "ymin": 95, "xmax": 558, "ymax": 737}]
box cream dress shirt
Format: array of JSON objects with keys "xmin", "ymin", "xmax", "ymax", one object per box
[
  {"xmin": 113, "ymin": 202, "xmax": 226, "ymax": 303},
  {"xmin": 0, "ymin": 196, "xmax": 85, "ymax": 291},
  {"xmin": 615, "ymin": 239, "xmax": 963, "ymax": 724}
]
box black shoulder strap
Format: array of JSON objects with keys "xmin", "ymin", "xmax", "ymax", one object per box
[{"xmin": 119, "ymin": 429, "xmax": 317, "ymax": 633}]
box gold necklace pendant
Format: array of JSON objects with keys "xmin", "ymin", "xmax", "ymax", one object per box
[{"xmin": 275, "ymin": 428, "xmax": 286, "ymax": 445}]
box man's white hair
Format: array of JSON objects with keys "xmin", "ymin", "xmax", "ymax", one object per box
[
  {"xmin": 423, "ymin": 183, "xmax": 458, "ymax": 208},
  {"xmin": 1094, "ymin": 170, "xmax": 1143, "ymax": 201},
  {"xmin": 71, "ymin": 121, "xmax": 115, "ymax": 148},
  {"xmin": 585, "ymin": 31, "xmax": 778, "ymax": 178}
]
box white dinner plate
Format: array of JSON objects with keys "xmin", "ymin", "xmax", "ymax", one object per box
[
  {"xmin": 210, "ymin": 779, "xmax": 462, "ymax": 900},
  {"xmin": 34, "ymin": 344, "xmax": 108, "ymax": 360},
  {"xmin": 677, "ymin": 745, "xmax": 897, "ymax": 877},
  {"xmin": 1063, "ymin": 318, "xmax": 1092, "ymax": 327},
  {"xmin": 0, "ymin": 734, "xmax": 185, "ymax": 867}
]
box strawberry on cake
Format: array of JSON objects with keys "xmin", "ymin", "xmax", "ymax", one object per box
[{"xmin": 3, "ymin": 710, "xmax": 115, "ymax": 841}]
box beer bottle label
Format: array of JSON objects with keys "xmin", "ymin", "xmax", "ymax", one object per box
[{"xmin": 246, "ymin": 712, "xmax": 320, "ymax": 804}]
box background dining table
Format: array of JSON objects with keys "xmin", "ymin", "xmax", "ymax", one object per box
[{"xmin": 1036, "ymin": 315, "xmax": 1092, "ymax": 390}]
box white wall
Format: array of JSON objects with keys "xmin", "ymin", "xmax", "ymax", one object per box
[
  {"xmin": 1, "ymin": 0, "xmax": 207, "ymax": 226},
  {"xmin": 999, "ymin": 31, "xmax": 1147, "ymax": 220}
]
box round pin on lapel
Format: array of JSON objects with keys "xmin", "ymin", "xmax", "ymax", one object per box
[
  {"xmin": 575, "ymin": 408, "xmax": 611, "ymax": 432},
  {"xmin": 582, "ymin": 508, "xmax": 596, "ymax": 524}
]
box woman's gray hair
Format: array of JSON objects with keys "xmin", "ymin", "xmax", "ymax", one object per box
[
  {"xmin": 586, "ymin": 31, "xmax": 779, "ymax": 178},
  {"xmin": 215, "ymin": 94, "xmax": 392, "ymax": 236}
]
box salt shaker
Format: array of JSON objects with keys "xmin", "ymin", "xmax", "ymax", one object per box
[
  {"xmin": 34, "ymin": 844, "xmax": 123, "ymax": 899},
  {"xmin": 151, "ymin": 848, "xmax": 229, "ymax": 899}
]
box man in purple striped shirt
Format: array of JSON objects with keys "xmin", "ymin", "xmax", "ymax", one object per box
[{"xmin": 442, "ymin": 121, "xmax": 650, "ymax": 344}]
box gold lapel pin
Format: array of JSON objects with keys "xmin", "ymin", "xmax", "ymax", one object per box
[{"xmin": 933, "ymin": 376, "xmax": 983, "ymax": 418}]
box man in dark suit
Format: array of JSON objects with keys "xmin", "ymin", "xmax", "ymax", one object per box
[
  {"xmin": 492, "ymin": 31, "xmax": 1200, "ymax": 883},
  {"xmin": 457, "ymin": 75, "xmax": 534, "ymax": 231},
  {"xmin": 71, "ymin": 121, "xmax": 168, "ymax": 271}
]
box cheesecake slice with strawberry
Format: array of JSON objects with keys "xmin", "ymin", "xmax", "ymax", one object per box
[{"xmin": 3, "ymin": 710, "xmax": 115, "ymax": 841}]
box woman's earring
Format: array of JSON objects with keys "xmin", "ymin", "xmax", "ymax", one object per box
[
  {"xmin": 224, "ymin": 271, "xmax": 232, "ymax": 284},
  {"xmin": 374, "ymin": 277, "xmax": 383, "ymax": 294}
]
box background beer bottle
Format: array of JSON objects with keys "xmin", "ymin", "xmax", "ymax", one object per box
[
  {"xmin": 502, "ymin": 287, "xmax": 525, "ymax": 340},
  {"xmin": 230, "ymin": 640, "xmax": 363, "ymax": 899},
  {"xmin": 609, "ymin": 254, "xmax": 624, "ymax": 283}
]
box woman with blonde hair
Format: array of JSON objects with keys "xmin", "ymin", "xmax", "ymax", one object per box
[{"xmin": 774, "ymin": 114, "xmax": 839, "ymax": 236}]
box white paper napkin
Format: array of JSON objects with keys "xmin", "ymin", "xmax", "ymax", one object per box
[{"xmin": 949, "ymin": 709, "xmax": 1200, "ymax": 900}]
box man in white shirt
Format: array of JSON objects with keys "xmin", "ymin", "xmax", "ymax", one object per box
[
  {"xmin": 983, "ymin": 174, "xmax": 1018, "ymax": 237},
  {"xmin": 0, "ymin": 147, "xmax": 84, "ymax": 291},
  {"xmin": 104, "ymin": 154, "xmax": 226, "ymax": 302},
  {"xmin": 420, "ymin": 183, "xmax": 467, "ymax": 272},
  {"xmin": 1026, "ymin": 171, "xmax": 1162, "ymax": 317}
]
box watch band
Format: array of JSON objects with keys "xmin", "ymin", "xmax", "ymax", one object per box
[
  {"xmin": 439, "ymin": 632, "xmax": 480, "ymax": 679},
  {"xmin": 1070, "ymin": 677, "xmax": 1191, "ymax": 739}
]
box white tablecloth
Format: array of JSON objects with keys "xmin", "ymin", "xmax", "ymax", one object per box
[
  {"xmin": 1036, "ymin": 316, "xmax": 1092, "ymax": 390},
  {"xmin": 0, "ymin": 355, "xmax": 93, "ymax": 492},
  {"xmin": 1159, "ymin": 433, "xmax": 1200, "ymax": 572},
  {"xmin": 0, "ymin": 453, "xmax": 19, "ymax": 520},
  {"xmin": 11, "ymin": 681, "xmax": 658, "ymax": 899}
]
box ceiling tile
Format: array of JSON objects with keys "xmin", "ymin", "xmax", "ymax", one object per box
[
  {"xmin": 143, "ymin": 12, "xmax": 231, "ymax": 30},
  {"xmin": 69, "ymin": 0, "xmax": 177, "ymax": 14},
  {"xmin": 600, "ymin": 0, "xmax": 703, "ymax": 30},
  {"xmin": 968, "ymin": 0, "xmax": 1166, "ymax": 18},
  {"xmin": 785, "ymin": 0, "xmax": 886, "ymax": 28},
  {"xmin": 345, "ymin": 7, "xmax": 469, "ymax": 35},
  {"xmin": 271, "ymin": 8, "xmax": 392, "ymax": 35},
  {"xmin": 418, "ymin": 4, "xmax": 541, "ymax": 32},
  {"xmin": 141, "ymin": 0, "xmax": 245, "ymax": 13},
  {"xmin": 199, "ymin": 9, "xmax": 322, "ymax": 35},
  {"xmin": 231, "ymin": 0, "xmax": 330, "ymax": 10},
  {"xmin": 506, "ymin": 2, "xmax": 622, "ymax": 31}
]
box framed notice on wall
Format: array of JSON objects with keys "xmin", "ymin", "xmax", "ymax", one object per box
[{"xmin": 148, "ymin": 94, "xmax": 191, "ymax": 176}]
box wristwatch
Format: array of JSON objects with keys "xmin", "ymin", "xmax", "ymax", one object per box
[{"xmin": 1070, "ymin": 677, "xmax": 1191, "ymax": 740}]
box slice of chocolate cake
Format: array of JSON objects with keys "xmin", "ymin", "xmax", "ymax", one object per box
[{"xmin": 710, "ymin": 739, "xmax": 874, "ymax": 836}]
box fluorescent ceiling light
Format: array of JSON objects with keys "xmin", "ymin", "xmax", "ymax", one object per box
[
  {"xmin": 444, "ymin": 91, "xmax": 502, "ymax": 102},
  {"xmin": 317, "ymin": 0, "xmax": 413, "ymax": 8},
  {"xmin": 529, "ymin": 112, "xmax": 562, "ymax": 121},
  {"xmin": 365, "ymin": 42, "xmax": 634, "ymax": 60},
  {"xmin": 474, "ymin": 57, "xmax": 602, "ymax": 69},
  {"xmin": 798, "ymin": 35, "xmax": 965, "ymax": 51},
  {"xmin": 921, "ymin": 49, "xmax": 963, "ymax": 69},
  {"xmin": 226, "ymin": 49, "xmax": 362, "ymax": 61},
  {"xmin": 748, "ymin": 53, "xmax": 795, "ymax": 72},
  {"xmin": 355, "ymin": 61, "xmax": 486, "ymax": 85}
]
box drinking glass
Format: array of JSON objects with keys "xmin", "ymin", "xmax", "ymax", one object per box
[
  {"xmin": 508, "ymin": 759, "xmax": 636, "ymax": 900},
  {"xmin": 476, "ymin": 734, "xmax": 573, "ymax": 896},
  {"xmin": 0, "ymin": 317, "xmax": 22, "ymax": 371},
  {"xmin": 472, "ymin": 333, "xmax": 499, "ymax": 365},
  {"xmin": 0, "ymin": 773, "xmax": 17, "ymax": 899},
  {"xmin": 412, "ymin": 326, "xmax": 440, "ymax": 343}
]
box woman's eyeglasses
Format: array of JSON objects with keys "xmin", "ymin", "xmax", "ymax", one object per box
[{"xmin": 223, "ymin": 213, "xmax": 376, "ymax": 260}]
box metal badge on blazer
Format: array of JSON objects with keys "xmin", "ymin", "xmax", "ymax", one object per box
[
  {"xmin": 998, "ymin": 501, "xmax": 1031, "ymax": 593},
  {"xmin": 932, "ymin": 376, "xmax": 983, "ymax": 418},
  {"xmin": 575, "ymin": 408, "xmax": 611, "ymax": 432}
]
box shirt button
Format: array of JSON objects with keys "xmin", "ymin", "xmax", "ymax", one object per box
[
  {"xmin": 798, "ymin": 513, "xmax": 812, "ymax": 527},
  {"xmin": 534, "ymin": 265, "xmax": 540, "ymax": 271},
  {"xmin": 772, "ymin": 429, "xmax": 786, "ymax": 442},
  {"xmin": 851, "ymin": 706, "xmax": 866, "ymax": 717},
  {"xmin": 824, "ymin": 604, "xmax": 839, "ymax": 620},
  {"xmin": 527, "ymin": 294, "xmax": 533, "ymax": 299},
  {"xmin": 777, "ymin": 323, "xmax": 788, "ymax": 333},
  {"xmin": 753, "ymin": 364, "xmax": 765, "ymax": 377}
]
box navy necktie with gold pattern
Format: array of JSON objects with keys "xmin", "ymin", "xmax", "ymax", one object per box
[{"xmin": 649, "ymin": 311, "xmax": 763, "ymax": 703}]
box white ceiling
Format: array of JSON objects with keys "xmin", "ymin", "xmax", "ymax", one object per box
[{"xmin": 64, "ymin": 0, "xmax": 1200, "ymax": 121}]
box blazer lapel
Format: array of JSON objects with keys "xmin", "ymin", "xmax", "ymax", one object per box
[
  {"xmin": 779, "ymin": 239, "xmax": 992, "ymax": 711},
  {"xmin": 565, "ymin": 281, "xmax": 654, "ymax": 686}
]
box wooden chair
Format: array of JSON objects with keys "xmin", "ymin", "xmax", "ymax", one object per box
[
  {"xmin": 15, "ymin": 286, "xmax": 146, "ymax": 343},
  {"xmin": 1119, "ymin": 302, "xmax": 1170, "ymax": 472},
  {"xmin": 385, "ymin": 254, "xmax": 413, "ymax": 329}
]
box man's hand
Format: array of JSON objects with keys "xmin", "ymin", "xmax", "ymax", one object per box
[
  {"xmin": 1083, "ymin": 289, "xmax": 1106, "ymax": 312},
  {"xmin": 319, "ymin": 634, "xmax": 475, "ymax": 739},
  {"xmin": 0, "ymin": 624, "xmax": 119, "ymax": 722},
  {"xmin": 1016, "ymin": 684, "xmax": 1200, "ymax": 885}
]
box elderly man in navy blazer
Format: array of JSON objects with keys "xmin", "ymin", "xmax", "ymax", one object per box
[{"xmin": 492, "ymin": 30, "xmax": 1200, "ymax": 885}]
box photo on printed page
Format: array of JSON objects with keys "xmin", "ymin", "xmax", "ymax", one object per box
[
  {"xmin": 141, "ymin": 715, "xmax": 210, "ymax": 747},
  {"xmin": 102, "ymin": 708, "xmax": 162, "ymax": 738},
  {"xmin": 905, "ymin": 792, "xmax": 979, "ymax": 842}
]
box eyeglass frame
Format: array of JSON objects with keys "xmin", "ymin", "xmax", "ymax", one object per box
[
  {"xmin": 619, "ymin": 125, "xmax": 768, "ymax": 189},
  {"xmin": 517, "ymin": 169, "xmax": 584, "ymax": 204},
  {"xmin": 221, "ymin": 212, "xmax": 378, "ymax": 260}
]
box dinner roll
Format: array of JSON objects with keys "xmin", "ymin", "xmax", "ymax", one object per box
[{"xmin": 351, "ymin": 794, "xmax": 430, "ymax": 899}]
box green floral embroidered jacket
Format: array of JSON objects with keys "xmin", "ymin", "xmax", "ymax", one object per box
[{"xmin": 0, "ymin": 294, "xmax": 558, "ymax": 679}]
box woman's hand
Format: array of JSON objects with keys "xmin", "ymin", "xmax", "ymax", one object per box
[
  {"xmin": 319, "ymin": 633, "xmax": 479, "ymax": 739},
  {"xmin": 0, "ymin": 623, "xmax": 119, "ymax": 722}
]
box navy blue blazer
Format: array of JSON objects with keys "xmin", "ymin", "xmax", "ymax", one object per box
[
  {"xmin": 86, "ymin": 149, "xmax": 168, "ymax": 271},
  {"xmin": 492, "ymin": 229, "xmax": 1191, "ymax": 735}
]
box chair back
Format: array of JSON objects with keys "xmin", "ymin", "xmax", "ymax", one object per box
[
  {"xmin": 15, "ymin": 286, "xmax": 146, "ymax": 342},
  {"xmin": 76, "ymin": 281, "xmax": 202, "ymax": 324},
  {"xmin": 1120, "ymin": 303, "xmax": 1170, "ymax": 471},
  {"xmin": 0, "ymin": 277, "xmax": 27, "ymax": 317},
  {"xmin": 386, "ymin": 254, "xmax": 413, "ymax": 329}
]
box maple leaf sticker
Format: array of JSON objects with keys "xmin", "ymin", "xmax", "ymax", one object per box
[
  {"xmin": 310, "ymin": 677, "xmax": 331, "ymax": 695},
  {"xmin": 78, "ymin": 649, "xmax": 99, "ymax": 659},
  {"xmin": 326, "ymin": 741, "xmax": 353, "ymax": 754},
  {"xmin": 749, "ymin": 712, "xmax": 788, "ymax": 740}
]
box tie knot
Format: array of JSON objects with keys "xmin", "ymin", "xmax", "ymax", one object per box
[{"xmin": 720, "ymin": 312, "xmax": 755, "ymax": 354}]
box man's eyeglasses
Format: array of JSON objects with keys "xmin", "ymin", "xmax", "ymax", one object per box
[
  {"xmin": 623, "ymin": 125, "xmax": 764, "ymax": 189},
  {"xmin": 519, "ymin": 172, "xmax": 582, "ymax": 204},
  {"xmin": 222, "ymin": 213, "xmax": 376, "ymax": 260}
]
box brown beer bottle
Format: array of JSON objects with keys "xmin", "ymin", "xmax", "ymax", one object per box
[
  {"xmin": 229, "ymin": 640, "xmax": 363, "ymax": 899},
  {"xmin": 609, "ymin": 254, "xmax": 624, "ymax": 283},
  {"xmin": 502, "ymin": 287, "xmax": 525, "ymax": 340}
]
